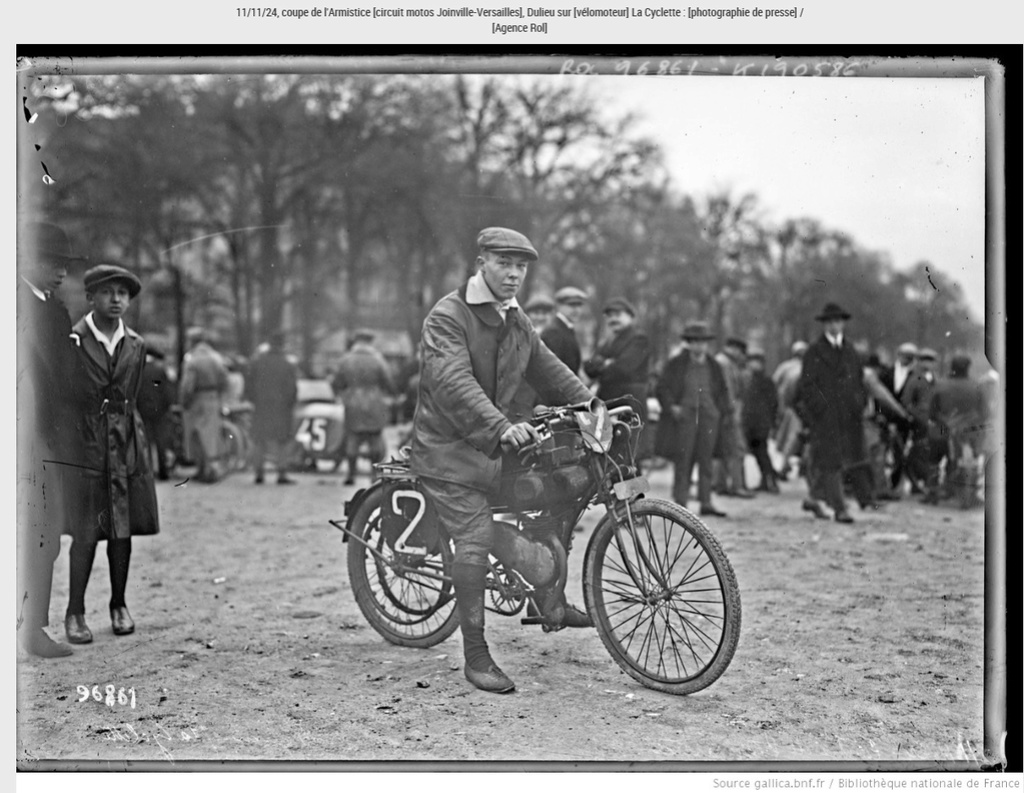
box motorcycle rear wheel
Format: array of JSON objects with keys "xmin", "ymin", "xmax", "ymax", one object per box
[
  {"xmin": 584, "ymin": 498, "xmax": 741, "ymax": 695},
  {"xmin": 346, "ymin": 486, "xmax": 459, "ymax": 648}
]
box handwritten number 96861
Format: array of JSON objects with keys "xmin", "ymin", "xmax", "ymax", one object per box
[{"xmin": 76, "ymin": 685, "xmax": 136, "ymax": 708}]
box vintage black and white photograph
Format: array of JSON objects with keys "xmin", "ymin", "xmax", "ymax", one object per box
[{"xmin": 15, "ymin": 52, "xmax": 1006, "ymax": 769}]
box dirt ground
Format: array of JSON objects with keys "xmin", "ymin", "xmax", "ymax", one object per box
[{"xmin": 17, "ymin": 434, "xmax": 993, "ymax": 768}]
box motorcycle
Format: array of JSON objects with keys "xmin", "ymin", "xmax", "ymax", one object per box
[{"xmin": 332, "ymin": 397, "xmax": 741, "ymax": 695}]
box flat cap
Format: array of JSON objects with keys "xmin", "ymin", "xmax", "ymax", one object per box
[
  {"xmin": 815, "ymin": 302, "xmax": 852, "ymax": 322},
  {"xmin": 554, "ymin": 286, "xmax": 588, "ymax": 305},
  {"xmin": 681, "ymin": 321, "xmax": 715, "ymax": 341},
  {"xmin": 476, "ymin": 227, "xmax": 538, "ymax": 261},
  {"xmin": 725, "ymin": 336, "xmax": 748, "ymax": 352},
  {"xmin": 602, "ymin": 297, "xmax": 636, "ymax": 317},
  {"xmin": 896, "ymin": 342, "xmax": 919, "ymax": 356},
  {"xmin": 746, "ymin": 348, "xmax": 766, "ymax": 360},
  {"xmin": 83, "ymin": 264, "xmax": 141, "ymax": 298},
  {"xmin": 791, "ymin": 340, "xmax": 809, "ymax": 355},
  {"xmin": 524, "ymin": 294, "xmax": 556, "ymax": 313},
  {"xmin": 917, "ymin": 347, "xmax": 938, "ymax": 361}
]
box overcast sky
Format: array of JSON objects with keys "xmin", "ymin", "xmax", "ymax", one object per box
[{"xmin": 590, "ymin": 74, "xmax": 988, "ymax": 322}]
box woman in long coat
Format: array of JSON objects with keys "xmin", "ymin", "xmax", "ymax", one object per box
[{"xmin": 65, "ymin": 265, "xmax": 159, "ymax": 644}]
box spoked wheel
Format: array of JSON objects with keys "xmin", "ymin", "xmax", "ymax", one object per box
[
  {"xmin": 346, "ymin": 487, "xmax": 459, "ymax": 648},
  {"xmin": 584, "ymin": 498, "xmax": 741, "ymax": 695}
]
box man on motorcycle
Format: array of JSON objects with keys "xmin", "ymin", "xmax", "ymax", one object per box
[{"xmin": 409, "ymin": 227, "xmax": 595, "ymax": 694}]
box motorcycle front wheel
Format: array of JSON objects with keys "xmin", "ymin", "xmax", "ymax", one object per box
[
  {"xmin": 346, "ymin": 486, "xmax": 459, "ymax": 648},
  {"xmin": 583, "ymin": 498, "xmax": 741, "ymax": 695}
]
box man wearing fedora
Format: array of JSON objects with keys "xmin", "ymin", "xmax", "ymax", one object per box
[
  {"xmin": 17, "ymin": 222, "xmax": 86, "ymax": 657},
  {"xmin": 794, "ymin": 302, "xmax": 867, "ymax": 523},
  {"xmin": 65, "ymin": 264, "xmax": 160, "ymax": 643},
  {"xmin": 583, "ymin": 297, "xmax": 651, "ymax": 417},
  {"xmin": 410, "ymin": 227, "xmax": 594, "ymax": 694},
  {"xmin": 543, "ymin": 286, "xmax": 588, "ymax": 375},
  {"xmin": 654, "ymin": 321, "xmax": 730, "ymax": 517}
]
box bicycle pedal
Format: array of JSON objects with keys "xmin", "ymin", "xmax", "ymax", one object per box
[{"xmin": 520, "ymin": 616, "xmax": 547, "ymax": 625}]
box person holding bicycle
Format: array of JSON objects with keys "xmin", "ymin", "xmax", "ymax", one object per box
[{"xmin": 409, "ymin": 227, "xmax": 594, "ymax": 694}]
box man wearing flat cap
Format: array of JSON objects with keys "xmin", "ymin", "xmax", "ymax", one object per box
[
  {"xmin": 583, "ymin": 297, "xmax": 651, "ymax": 418},
  {"xmin": 794, "ymin": 302, "xmax": 866, "ymax": 523},
  {"xmin": 772, "ymin": 340, "xmax": 809, "ymax": 480},
  {"xmin": 64, "ymin": 264, "xmax": 159, "ymax": 644},
  {"xmin": 900, "ymin": 347, "xmax": 942, "ymax": 502},
  {"xmin": 17, "ymin": 222, "xmax": 86, "ymax": 657},
  {"xmin": 654, "ymin": 321, "xmax": 730, "ymax": 517},
  {"xmin": 879, "ymin": 341, "xmax": 919, "ymax": 494},
  {"xmin": 410, "ymin": 227, "xmax": 594, "ymax": 694},
  {"xmin": 543, "ymin": 286, "xmax": 588, "ymax": 375}
]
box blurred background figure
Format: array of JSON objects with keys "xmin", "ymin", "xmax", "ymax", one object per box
[
  {"xmin": 246, "ymin": 330, "xmax": 298, "ymax": 485},
  {"xmin": 930, "ymin": 354, "xmax": 987, "ymax": 508},
  {"xmin": 900, "ymin": 347, "xmax": 940, "ymax": 503},
  {"xmin": 332, "ymin": 330, "xmax": 395, "ymax": 485},
  {"xmin": 714, "ymin": 337, "xmax": 754, "ymax": 499},
  {"xmin": 742, "ymin": 349, "xmax": 779, "ymax": 493},
  {"xmin": 858, "ymin": 354, "xmax": 910, "ymax": 506},
  {"xmin": 523, "ymin": 294, "xmax": 556, "ymax": 332},
  {"xmin": 584, "ymin": 297, "xmax": 650, "ymax": 414},
  {"xmin": 544, "ymin": 286, "xmax": 588, "ymax": 375},
  {"xmin": 137, "ymin": 343, "xmax": 176, "ymax": 481},
  {"xmin": 880, "ymin": 342, "xmax": 919, "ymax": 495},
  {"xmin": 654, "ymin": 321, "xmax": 729, "ymax": 517},
  {"xmin": 772, "ymin": 340, "xmax": 807, "ymax": 481},
  {"xmin": 179, "ymin": 328, "xmax": 230, "ymax": 483}
]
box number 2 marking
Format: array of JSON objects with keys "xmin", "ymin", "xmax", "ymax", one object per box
[{"xmin": 391, "ymin": 489, "xmax": 427, "ymax": 555}]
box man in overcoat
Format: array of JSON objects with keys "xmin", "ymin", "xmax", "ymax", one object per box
[
  {"xmin": 65, "ymin": 265, "xmax": 160, "ymax": 643},
  {"xmin": 246, "ymin": 330, "xmax": 299, "ymax": 485},
  {"xmin": 179, "ymin": 328, "xmax": 230, "ymax": 483},
  {"xmin": 542, "ymin": 286, "xmax": 588, "ymax": 375},
  {"xmin": 654, "ymin": 321, "xmax": 730, "ymax": 517},
  {"xmin": 901, "ymin": 347, "xmax": 942, "ymax": 502},
  {"xmin": 742, "ymin": 350, "xmax": 780, "ymax": 493},
  {"xmin": 583, "ymin": 298, "xmax": 650, "ymax": 418},
  {"xmin": 410, "ymin": 227, "xmax": 593, "ymax": 694},
  {"xmin": 332, "ymin": 330, "xmax": 394, "ymax": 484},
  {"xmin": 771, "ymin": 340, "xmax": 808, "ymax": 479},
  {"xmin": 714, "ymin": 336, "xmax": 754, "ymax": 498},
  {"xmin": 137, "ymin": 344, "xmax": 176, "ymax": 481},
  {"xmin": 17, "ymin": 222, "xmax": 84, "ymax": 657},
  {"xmin": 794, "ymin": 302, "xmax": 866, "ymax": 523}
]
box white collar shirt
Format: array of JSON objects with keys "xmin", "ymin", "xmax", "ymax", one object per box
[
  {"xmin": 826, "ymin": 333, "xmax": 844, "ymax": 349},
  {"xmin": 84, "ymin": 311, "xmax": 126, "ymax": 357},
  {"xmin": 466, "ymin": 270, "xmax": 519, "ymax": 322},
  {"xmin": 555, "ymin": 311, "xmax": 574, "ymax": 329}
]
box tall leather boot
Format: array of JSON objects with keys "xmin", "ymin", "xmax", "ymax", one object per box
[{"xmin": 451, "ymin": 562, "xmax": 514, "ymax": 693}]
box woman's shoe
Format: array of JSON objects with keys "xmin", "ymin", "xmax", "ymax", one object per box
[
  {"xmin": 65, "ymin": 614, "xmax": 93, "ymax": 644},
  {"xmin": 110, "ymin": 606, "xmax": 135, "ymax": 636}
]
